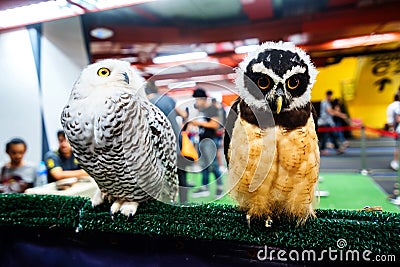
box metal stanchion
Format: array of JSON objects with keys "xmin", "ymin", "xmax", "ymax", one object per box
[
  {"xmin": 393, "ymin": 135, "xmax": 400, "ymax": 205},
  {"xmin": 360, "ymin": 125, "xmax": 369, "ymax": 175}
]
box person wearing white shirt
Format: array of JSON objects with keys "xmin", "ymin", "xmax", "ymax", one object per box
[{"xmin": 386, "ymin": 94, "xmax": 400, "ymax": 171}]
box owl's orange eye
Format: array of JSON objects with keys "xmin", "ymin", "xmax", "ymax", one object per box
[
  {"xmin": 287, "ymin": 77, "xmax": 300, "ymax": 90},
  {"xmin": 97, "ymin": 67, "xmax": 111, "ymax": 77},
  {"xmin": 257, "ymin": 77, "xmax": 272, "ymax": 90}
]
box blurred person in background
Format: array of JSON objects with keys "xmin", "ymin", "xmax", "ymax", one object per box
[
  {"xmin": 44, "ymin": 130, "xmax": 88, "ymax": 183},
  {"xmin": 145, "ymin": 80, "xmax": 188, "ymax": 137},
  {"xmin": 318, "ymin": 90, "xmax": 347, "ymax": 156},
  {"xmin": 386, "ymin": 93, "xmax": 400, "ymax": 171},
  {"xmin": 211, "ymin": 98, "xmax": 227, "ymax": 172},
  {"xmin": 0, "ymin": 137, "xmax": 36, "ymax": 193},
  {"xmin": 331, "ymin": 98, "xmax": 350, "ymax": 148},
  {"xmin": 145, "ymin": 80, "xmax": 189, "ymax": 203},
  {"xmin": 190, "ymin": 88, "xmax": 224, "ymax": 198}
]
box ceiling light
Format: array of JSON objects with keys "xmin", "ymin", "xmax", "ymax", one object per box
[
  {"xmin": 0, "ymin": 0, "xmax": 154, "ymax": 30},
  {"xmin": 152, "ymin": 52, "xmax": 208, "ymax": 64},
  {"xmin": 119, "ymin": 57, "xmax": 139, "ymax": 63},
  {"xmin": 330, "ymin": 33, "xmax": 400, "ymax": 49},
  {"xmin": 95, "ymin": 0, "xmax": 154, "ymax": 9},
  {"xmin": 0, "ymin": 0, "xmax": 84, "ymax": 30},
  {"xmin": 70, "ymin": 0, "xmax": 155, "ymax": 11},
  {"xmin": 167, "ymin": 81, "xmax": 197, "ymax": 90},
  {"xmin": 90, "ymin": 27, "xmax": 114, "ymax": 39},
  {"xmin": 234, "ymin": 44, "xmax": 259, "ymax": 54},
  {"xmin": 287, "ymin": 33, "xmax": 309, "ymax": 45}
]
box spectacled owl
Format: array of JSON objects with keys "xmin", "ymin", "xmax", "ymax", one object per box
[
  {"xmin": 224, "ymin": 41, "xmax": 319, "ymax": 227},
  {"xmin": 61, "ymin": 59, "xmax": 178, "ymax": 217}
]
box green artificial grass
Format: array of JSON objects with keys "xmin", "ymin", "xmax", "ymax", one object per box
[
  {"xmin": 0, "ymin": 194, "xmax": 399, "ymax": 257},
  {"xmin": 186, "ymin": 172, "xmax": 235, "ymax": 205},
  {"xmin": 317, "ymin": 173, "xmax": 400, "ymax": 212},
  {"xmin": 185, "ymin": 172, "xmax": 400, "ymax": 212}
]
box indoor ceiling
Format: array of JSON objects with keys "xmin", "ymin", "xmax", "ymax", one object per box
[{"xmin": 1, "ymin": 0, "xmax": 400, "ymax": 88}]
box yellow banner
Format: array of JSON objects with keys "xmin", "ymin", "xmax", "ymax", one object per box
[{"xmin": 347, "ymin": 52, "xmax": 400, "ymax": 129}]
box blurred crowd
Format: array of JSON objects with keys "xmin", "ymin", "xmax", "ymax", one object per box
[
  {"xmin": 3, "ymin": 83, "xmax": 399, "ymax": 204},
  {"xmin": 317, "ymin": 90, "xmax": 351, "ymax": 156},
  {"xmin": 0, "ymin": 84, "xmax": 229, "ymax": 203}
]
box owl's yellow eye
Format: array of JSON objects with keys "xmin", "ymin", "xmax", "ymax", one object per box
[
  {"xmin": 257, "ymin": 77, "xmax": 272, "ymax": 90},
  {"xmin": 97, "ymin": 67, "xmax": 111, "ymax": 77},
  {"xmin": 287, "ymin": 77, "xmax": 300, "ymax": 90}
]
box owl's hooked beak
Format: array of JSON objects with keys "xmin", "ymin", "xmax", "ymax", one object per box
[
  {"xmin": 275, "ymin": 87, "xmax": 285, "ymax": 114},
  {"xmin": 276, "ymin": 96, "xmax": 283, "ymax": 114},
  {"xmin": 123, "ymin": 72, "xmax": 129, "ymax": 84}
]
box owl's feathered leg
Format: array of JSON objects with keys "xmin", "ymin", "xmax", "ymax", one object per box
[
  {"xmin": 110, "ymin": 199, "xmax": 123, "ymax": 216},
  {"xmin": 91, "ymin": 188, "xmax": 105, "ymax": 207},
  {"xmin": 91, "ymin": 188, "xmax": 113, "ymax": 208},
  {"xmin": 110, "ymin": 200, "xmax": 139, "ymax": 218},
  {"xmin": 119, "ymin": 201, "xmax": 139, "ymax": 217}
]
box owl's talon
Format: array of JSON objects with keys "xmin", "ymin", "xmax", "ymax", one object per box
[
  {"xmin": 120, "ymin": 202, "xmax": 139, "ymax": 218},
  {"xmin": 110, "ymin": 200, "xmax": 122, "ymax": 215},
  {"xmin": 265, "ymin": 219, "xmax": 273, "ymax": 228},
  {"xmin": 109, "ymin": 200, "xmax": 139, "ymax": 218},
  {"xmin": 127, "ymin": 213, "xmax": 136, "ymax": 221},
  {"xmin": 246, "ymin": 214, "xmax": 251, "ymax": 229}
]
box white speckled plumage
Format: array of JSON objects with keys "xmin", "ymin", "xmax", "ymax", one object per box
[{"xmin": 61, "ymin": 59, "xmax": 178, "ymax": 217}]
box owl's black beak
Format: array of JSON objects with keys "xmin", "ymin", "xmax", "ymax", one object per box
[{"xmin": 123, "ymin": 72, "xmax": 129, "ymax": 84}]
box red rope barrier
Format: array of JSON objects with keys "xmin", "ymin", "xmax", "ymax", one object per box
[
  {"xmin": 317, "ymin": 124, "xmax": 398, "ymax": 138},
  {"xmin": 317, "ymin": 125, "xmax": 359, "ymax": 132},
  {"xmin": 364, "ymin": 126, "xmax": 398, "ymax": 138}
]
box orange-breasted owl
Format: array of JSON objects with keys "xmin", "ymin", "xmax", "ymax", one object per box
[{"xmin": 224, "ymin": 41, "xmax": 320, "ymax": 227}]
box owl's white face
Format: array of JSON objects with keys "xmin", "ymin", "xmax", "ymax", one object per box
[
  {"xmin": 72, "ymin": 59, "xmax": 146, "ymax": 100},
  {"xmin": 236, "ymin": 41, "xmax": 318, "ymax": 113}
]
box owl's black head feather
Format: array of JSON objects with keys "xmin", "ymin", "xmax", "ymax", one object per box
[{"xmin": 236, "ymin": 41, "xmax": 318, "ymax": 113}]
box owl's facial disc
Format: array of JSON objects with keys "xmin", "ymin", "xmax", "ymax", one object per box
[
  {"xmin": 238, "ymin": 43, "xmax": 317, "ymax": 112},
  {"xmin": 249, "ymin": 60, "xmax": 309, "ymax": 113}
]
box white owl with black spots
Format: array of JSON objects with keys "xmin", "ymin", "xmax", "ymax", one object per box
[{"xmin": 61, "ymin": 59, "xmax": 178, "ymax": 217}]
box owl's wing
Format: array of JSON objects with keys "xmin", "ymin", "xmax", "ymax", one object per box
[
  {"xmin": 61, "ymin": 102, "xmax": 95, "ymax": 154},
  {"xmin": 223, "ymin": 97, "xmax": 240, "ymax": 165},
  {"xmin": 139, "ymin": 100, "xmax": 178, "ymax": 200},
  {"xmin": 311, "ymin": 102, "xmax": 318, "ymax": 133},
  {"xmin": 145, "ymin": 101, "xmax": 177, "ymax": 167}
]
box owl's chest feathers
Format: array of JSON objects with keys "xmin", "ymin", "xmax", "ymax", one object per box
[
  {"xmin": 229, "ymin": 113, "xmax": 318, "ymax": 184},
  {"xmin": 73, "ymin": 92, "xmax": 136, "ymax": 124}
]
